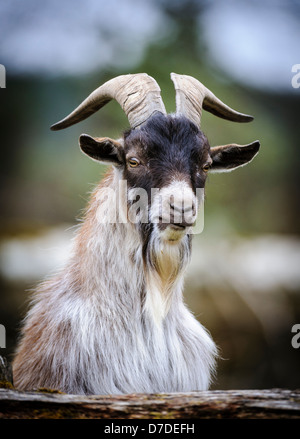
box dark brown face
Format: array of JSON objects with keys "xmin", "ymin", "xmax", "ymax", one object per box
[
  {"xmin": 122, "ymin": 114, "xmax": 212, "ymax": 197},
  {"xmin": 118, "ymin": 114, "xmax": 211, "ymax": 244}
]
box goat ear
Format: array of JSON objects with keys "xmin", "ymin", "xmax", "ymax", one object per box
[
  {"xmin": 210, "ymin": 140, "xmax": 260, "ymax": 172},
  {"xmin": 79, "ymin": 134, "xmax": 124, "ymax": 166}
]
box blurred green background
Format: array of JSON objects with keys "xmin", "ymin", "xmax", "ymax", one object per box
[{"xmin": 0, "ymin": 0, "xmax": 300, "ymax": 390}]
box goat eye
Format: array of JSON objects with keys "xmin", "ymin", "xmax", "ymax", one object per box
[
  {"xmin": 128, "ymin": 158, "xmax": 140, "ymax": 168},
  {"xmin": 202, "ymin": 164, "xmax": 211, "ymax": 172}
]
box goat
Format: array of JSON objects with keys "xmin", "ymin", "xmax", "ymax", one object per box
[{"xmin": 13, "ymin": 73, "xmax": 260, "ymax": 394}]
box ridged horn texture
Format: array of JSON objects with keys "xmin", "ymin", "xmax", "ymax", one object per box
[
  {"xmin": 170, "ymin": 73, "xmax": 253, "ymax": 127},
  {"xmin": 51, "ymin": 73, "xmax": 167, "ymax": 131}
]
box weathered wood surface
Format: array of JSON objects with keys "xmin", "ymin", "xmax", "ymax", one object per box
[{"xmin": 0, "ymin": 388, "xmax": 299, "ymax": 419}]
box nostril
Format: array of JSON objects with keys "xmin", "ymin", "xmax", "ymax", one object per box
[
  {"xmin": 170, "ymin": 202, "xmax": 195, "ymax": 214},
  {"xmin": 170, "ymin": 203, "xmax": 183, "ymax": 214}
]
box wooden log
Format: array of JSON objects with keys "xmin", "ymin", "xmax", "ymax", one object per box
[
  {"xmin": 0, "ymin": 387, "xmax": 299, "ymax": 419},
  {"xmin": 0, "ymin": 356, "xmax": 13, "ymax": 389}
]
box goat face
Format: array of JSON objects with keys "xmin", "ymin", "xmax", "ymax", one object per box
[
  {"xmin": 119, "ymin": 114, "xmax": 208, "ymax": 243},
  {"xmin": 78, "ymin": 115, "xmax": 204, "ymax": 246},
  {"xmin": 79, "ymin": 112, "xmax": 259, "ymax": 245}
]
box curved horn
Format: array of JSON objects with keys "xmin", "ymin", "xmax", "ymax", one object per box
[
  {"xmin": 51, "ymin": 73, "xmax": 167, "ymax": 131},
  {"xmin": 170, "ymin": 73, "xmax": 253, "ymax": 127}
]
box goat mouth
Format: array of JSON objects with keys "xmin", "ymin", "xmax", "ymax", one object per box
[
  {"xmin": 169, "ymin": 223, "xmax": 186, "ymax": 230},
  {"xmin": 157, "ymin": 221, "xmax": 194, "ymax": 232}
]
